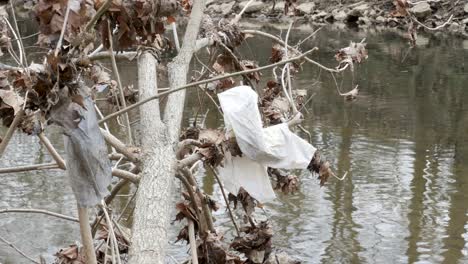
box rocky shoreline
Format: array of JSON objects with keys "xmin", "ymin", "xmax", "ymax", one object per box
[{"xmin": 206, "ymin": 0, "xmax": 468, "ymax": 37}]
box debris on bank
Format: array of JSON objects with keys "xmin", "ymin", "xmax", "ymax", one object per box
[{"xmin": 206, "ymin": 0, "xmax": 468, "ymax": 36}]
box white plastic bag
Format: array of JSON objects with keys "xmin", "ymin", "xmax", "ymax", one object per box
[
  {"xmin": 218, "ymin": 152, "xmax": 276, "ymax": 202},
  {"xmin": 216, "ymin": 86, "xmax": 316, "ymax": 202}
]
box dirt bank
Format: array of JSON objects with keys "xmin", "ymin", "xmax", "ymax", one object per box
[{"xmin": 206, "ymin": 0, "xmax": 468, "ymax": 36}]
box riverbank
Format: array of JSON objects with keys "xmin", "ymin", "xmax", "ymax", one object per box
[{"xmin": 206, "ymin": 0, "xmax": 468, "ymax": 37}]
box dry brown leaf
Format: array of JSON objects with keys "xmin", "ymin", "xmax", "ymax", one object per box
[
  {"xmin": 0, "ymin": 90, "xmax": 24, "ymax": 115},
  {"xmin": 391, "ymin": 0, "xmax": 409, "ymax": 17},
  {"xmin": 199, "ymin": 128, "xmax": 224, "ymax": 145}
]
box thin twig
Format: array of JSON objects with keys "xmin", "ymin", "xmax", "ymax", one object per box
[
  {"xmin": 95, "ymin": 104, "xmax": 116, "ymax": 153},
  {"xmin": 54, "ymin": 1, "xmax": 71, "ymax": 57},
  {"xmin": 7, "ymin": 1, "xmax": 27, "ymax": 66},
  {"xmin": 100, "ymin": 128, "xmax": 139, "ymax": 163},
  {"xmin": 3, "ymin": 17, "xmax": 22, "ymax": 66},
  {"xmin": 116, "ymin": 189, "xmax": 137, "ymax": 222},
  {"xmin": 231, "ymin": 0, "xmax": 255, "ymax": 25},
  {"xmin": 99, "ymin": 48, "xmax": 317, "ymax": 124},
  {"xmin": 85, "ymin": 0, "xmax": 112, "ymax": 32},
  {"xmin": 0, "ymin": 234, "xmax": 40, "ymax": 264},
  {"xmin": 0, "ymin": 162, "xmax": 59, "ymax": 174},
  {"xmin": 297, "ymin": 124, "xmax": 312, "ymax": 143},
  {"xmin": 180, "ymin": 167, "xmax": 215, "ymax": 233},
  {"xmin": 172, "ymin": 21, "xmax": 180, "ymax": 52},
  {"xmin": 332, "ymin": 170, "xmax": 348, "ymax": 181},
  {"xmin": 243, "ymin": 29, "xmax": 349, "ymax": 73},
  {"xmin": 208, "ymin": 165, "xmax": 240, "ymax": 236},
  {"xmin": 0, "ymin": 109, "xmax": 24, "ymax": 158},
  {"xmin": 38, "ymin": 132, "xmax": 66, "ymax": 169},
  {"xmin": 88, "ymin": 51, "xmax": 137, "ymax": 61},
  {"xmin": 295, "ymin": 27, "xmax": 322, "ymax": 47},
  {"xmin": 100, "ymin": 200, "xmax": 122, "ymax": 264},
  {"xmin": 217, "ymin": 40, "xmax": 256, "ymax": 93},
  {"xmin": 0, "ymin": 208, "xmax": 78, "ymax": 222},
  {"xmin": 108, "ymin": 21, "xmax": 133, "ymax": 145},
  {"xmin": 187, "ymin": 219, "xmax": 199, "ymax": 264},
  {"xmin": 175, "ymin": 172, "xmax": 204, "ymax": 231},
  {"xmin": 411, "ymin": 14, "xmax": 453, "ymax": 31},
  {"xmin": 284, "ymin": 21, "xmax": 298, "ymax": 113}
]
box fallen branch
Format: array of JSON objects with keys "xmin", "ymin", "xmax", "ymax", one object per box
[
  {"xmin": 176, "ymin": 139, "xmax": 203, "ymax": 159},
  {"xmin": 38, "ymin": 132, "xmax": 66, "ymax": 169},
  {"xmin": 100, "ymin": 128, "xmax": 140, "ymax": 163},
  {"xmin": 0, "ymin": 162, "xmax": 59, "ymax": 174},
  {"xmin": 78, "ymin": 206, "xmax": 97, "ymax": 264},
  {"xmin": 99, "ymin": 48, "xmax": 317, "ymax": 124},
  {"xmin": 112, "ymin": 168, "xmax": 140, "ymax": 184},
  {"xmin": 85, "ymin": 0, "xmax": 112, "ymax": 32},
  {"xmin": 88, "ymin": 51, "xmax": 137, "ymax": 61},
  {"xmin": 0, "ymin": 109, "xmax": 25, "ymax": 158},
  {"xmin": 411, "ymin": 14, "xmax": 453, "ymax": 31},
  {"xmin": 0, "ymin": 234, "xmax": 40, "ymax": 264},
  {"xmin": 242, "ymin": 29, "xmax": 348, "ymax": 73},
  {"xmin": 0, "ymin": 208, "xmax": 79, "ymax": 222}
]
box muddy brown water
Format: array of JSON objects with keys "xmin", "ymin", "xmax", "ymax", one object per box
[{"xmin": 1, "ymin": 22, "xmax": 468, "ymax": 264}]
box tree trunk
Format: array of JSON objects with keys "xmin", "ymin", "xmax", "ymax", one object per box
[{"xmin": 129, "ymin": 1, "xmax": 206, "ymax": 263}]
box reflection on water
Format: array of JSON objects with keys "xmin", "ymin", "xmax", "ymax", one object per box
[{"xmin": 2, "ymin": 24, "xmax": 468, "ymax": 263}]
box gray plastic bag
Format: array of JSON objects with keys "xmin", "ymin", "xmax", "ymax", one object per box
[{"xmin": 50, "ymin": 87, "xmax": 111, "ymax": 207}]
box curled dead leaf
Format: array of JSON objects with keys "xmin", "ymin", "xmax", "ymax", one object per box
[
  {"xmin": 0, "ymin": 89, "xmax": 24, "ymax": 115},
  {"xmin": 335, "ymin": 40, "xmax": 368, "ymax": 71}
]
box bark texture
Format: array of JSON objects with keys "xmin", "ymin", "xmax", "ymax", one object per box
[
  {"xmin": 130, "ymin": 52, "xmax": 170, "ymax": 264},
  {"xmin": 129, "ymin": 1, "xmax": 206, "ymax": 263}
]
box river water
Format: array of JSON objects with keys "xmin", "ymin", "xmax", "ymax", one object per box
[{"xmin": 1, "ymin": 23, "xmax": 468, "ymax": 264}]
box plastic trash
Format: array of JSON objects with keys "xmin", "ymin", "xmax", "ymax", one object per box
[
  {"xmin": 218, "ymin": 152, "xmax": 275, "ymax": 202},
  {"xmin": 50, "ymin": 90, "xmax": 112, "ymax": 207},
  {"xmin": 217, "ymin": 86, "xmax": 316, "ymax": 202}
]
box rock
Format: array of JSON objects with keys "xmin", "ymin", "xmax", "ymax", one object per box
[
  {"xmin": 273, "ymin": 1, "xmax": 285, "ymax": 12},
  {"xmin": 220, "ymin": 2, "xmax": 235, "ymax": 15},
  {"xmin": 410, "ymin": 2, "xmax": 432, "ymax": 19},
  {"xmin": 462, "ymin": 18, "xmax": 468, "ymax": 25},
  {"xmin": 265, "ymin": 252, "xmax": 300, "ymax": 264},
  {"xmin": 464, "ymin": 3, "xmax": 468, "ymax": 13},
  {"xmin": 349, "ymin": 3, "xmax": 369, "ymax": 17},
  {"xmin": 449, "ymin": 22, "xmax": 460, "ymax": 31},
  {"xmin": 257, "ymin": 14, "xmax": 267, "ymax": 20},
  {"xmin": 358, "ymin": 16, "xmax": 371, "ymax": 25},
  {"xmin": 209, "ymin": 2, "xmax": 235, "ymax": 15},
  {"xmin": 333, "ymin": 10, "xmax": 347, "ymax": 21},
  {"xmin": 387, "ymin": 18, "xmax": 399, "ymax": 27},
  {"xmin": 207, "ymin": 4, "xmax": 221, "ymax": 13},
  {"xmin": 316, "ymin": 11, "xmax": 328, "ymax": 18},
  {"xmin": 206, "ymin": 0, "xmax": 215, "ymax": 6},
  {"xmin": 238, "ymin": 0, "xmax": 264, "ymax": 13},
  {"xmin": 248, "ymin": 250, "xmax": 265, "ymax": 264},
  {"xmin": 296, "ymin": 2, "xmax": 315, "ymax": 14},
  {"xmin": 375, "ymin": 16, "xmax": 386, "ymax": 24}
]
